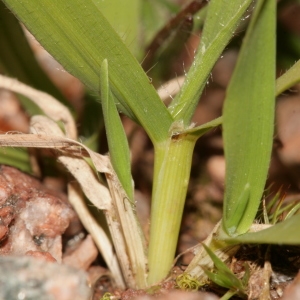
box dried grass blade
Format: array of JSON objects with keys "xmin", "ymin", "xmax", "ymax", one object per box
[
  {"xmin": 0, "ymin": 74, "xmax": 76, "ymax": 139},
  {"xmin": 68, "ymin": 182, "xmax": 125, "ymax": 288}
]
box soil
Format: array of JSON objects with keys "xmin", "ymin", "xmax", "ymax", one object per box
[{"xmin": 1, "ymin": 1, "xmax": 300, "ymax": 299}]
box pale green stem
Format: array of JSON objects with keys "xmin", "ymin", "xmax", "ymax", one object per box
[
  {"xmin": 147, "ymin": 134, "xmax": 197, "ymax": 285},
  {"xmin": 220, "ymin": 290, "xmax": 237, "ymax": 300}
]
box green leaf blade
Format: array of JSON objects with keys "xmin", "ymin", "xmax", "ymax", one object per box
[
  {"xmin": 92, "ymin": 0, "xmax": 141, "ymax": 58},
  {"xmin": 169, "ymin": 0, "xmax": 252, "ymax": 125},
  {"xmin": 0, "ymin": 148, "xmax": 31, "ymax": 174},
  {"xmin": 3, "ymin": 0, "xmax": 173, "ymax": 143},
  {"xmin": 276, "ymin": 60, "xmax": 300, "ymax": 96},
  {"xmin": 0, "ymin": 1, "xmax": 70, "ymax": 109},
  {"xmin": 223, "ymin": 215, "xmax": 300, "ymax": 245},
  {"xmin": 222, "ymin": 0, "xmax": 276, "ymax": 235},
  {"xmin": 202, "ymin": 244, "xmax": 232, "ymax": 275},
  {"xmin": 182, "ymin": 116, "xmax": 222, "ymax": 139},
  {"xmin": 100, "ymin": 60, "xmax": 133, "ymax": 201}
]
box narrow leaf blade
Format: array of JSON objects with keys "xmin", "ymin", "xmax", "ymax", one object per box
[
  {"xmin": 276, "ymin": 60, "xmax": 300, "ymax": 96},
  {"xmin": 202, "ymin": 244, "xmax": 232, "ymax": 274},
  {"xmin": 223, "ymin": 215, "xmax": 300, "ymax": 245},
  {"xmin": 222, "ymin": 0, "xmax": 276, "ymax": 235},
  {"xmin": 169, "ymin": 0, "xmax": 252, "ymax": 124},
  {"xmin": 100, "ymin": 60, "xmax": 133, "ymax": 201},
  {"xmin": 0, "ymin": 1, "xmax": 71, "ymax": 114},
  {"xmin": 0, "ymin": 148, "xmax": 31, "ymax": 173},
  {"xmin": 182, "ymin": 116, "xmax": 222, "ymax": 139}
]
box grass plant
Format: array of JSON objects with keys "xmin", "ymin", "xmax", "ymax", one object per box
[{"xmin": 1, "ymin": 0, "xmax": 300, "ymax": 296}]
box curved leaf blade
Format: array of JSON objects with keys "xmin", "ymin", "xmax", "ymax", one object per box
[
  {"xmin": 224, "ymin": 215, "xmax": 300, "ymax": 245},
  {"xmin": 3, "ymin": 0, "xmax": 173, "ymax": 143},
  {"xmin": 169, "ymin": 0, "xmax": 252, "ymax": 125}
]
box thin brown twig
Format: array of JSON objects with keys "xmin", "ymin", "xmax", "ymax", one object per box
[{"xmin": 142, "ymin": 0, "xmax": 207, "ymax": 71}]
